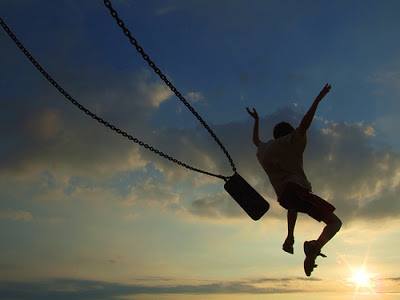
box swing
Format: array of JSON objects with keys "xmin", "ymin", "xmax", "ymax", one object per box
[{"xmin": 0, "ymin": 1, "xmax": 269, "ymax": 221}]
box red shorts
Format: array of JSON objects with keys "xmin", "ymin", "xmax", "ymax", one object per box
[{"xmin": 278, "ymin": 182, "xmax": 336, "ymax": 222}]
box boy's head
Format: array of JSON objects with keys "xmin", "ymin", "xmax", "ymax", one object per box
[{"xmin": 273, "ymin": 122, "xmax": 295, "ymax": 139}]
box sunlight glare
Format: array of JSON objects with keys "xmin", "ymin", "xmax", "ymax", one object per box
[{"xmin": 350, "ymin": 268, "xmax": 372, "ymax": 288}]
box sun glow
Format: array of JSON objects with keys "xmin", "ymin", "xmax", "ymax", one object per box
[
  {"xmin": 346, "ymin": 265, "xmax": 379, "ymax": 296},
  {"xmin": 339, "ymin": 249, "xmax": 378, "ymax": 294},
  {"xmin": 350, "ymin": 268, "xmax": 372, "ymax": 288}
]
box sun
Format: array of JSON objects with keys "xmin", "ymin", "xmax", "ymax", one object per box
[
  {"xmin": 340, "ymin": 252, "xmax": 378, "ymax": 294},
  {"xmin": 348, "ymin": 266, "xmax": 378, "ymax": 295},
  {"xmin": 350, "ymin": 268, "xmax": 372, "ymax": 288}
]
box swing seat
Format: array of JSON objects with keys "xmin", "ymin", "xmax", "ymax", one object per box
[{"xmin": 224, "ymin": 173, "xmax": 269, "ymax": 220}]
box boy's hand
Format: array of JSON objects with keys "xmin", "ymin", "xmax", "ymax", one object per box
[
  {"xmin": 316, "ymin": 83, "xmax": 331, "ymax": 102},
  {"xmin": 246, "ymin": 107, "xmax": 259, "ymax": 120},
  {"xmin": 299, "ymin": 83, "xmax": 331, "ymax": 133}
]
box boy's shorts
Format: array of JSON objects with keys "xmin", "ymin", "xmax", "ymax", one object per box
[{"xmin": 278, "ymin": 182, "xmax": 336, "ymax": 222}]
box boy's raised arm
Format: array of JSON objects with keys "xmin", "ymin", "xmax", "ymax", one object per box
[
  {"xmin": 246, "ymin": 107, "xmax": 261, "ymax": 147},
  {"xmin": 298, "ymin": 84, "xmax": 331, "ymax": 134}
]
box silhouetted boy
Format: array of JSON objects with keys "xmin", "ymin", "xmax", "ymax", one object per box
[{"xmin": 247, "ymin": 84, "xmax": 342, "ymax": 276}]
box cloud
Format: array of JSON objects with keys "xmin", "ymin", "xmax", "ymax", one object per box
[
  {"xmin": 7, "ymin": 102, "xmax": 396, "ymax": 225},
  {"xmin": 189, "ymin": 193, "xmax": 243, "ymax": 219},
  {"xmin": 122, "ymin": 177, "xmax": 182, "ymax": 210},
  {"xmin": 145, "ymin": 107, "xmax": 400, "ymax": 224},
  {"xmin": 0, "ymin": 69, "xmax": 172, "ymax": 178},
  {"xmin": 135, "ymin": 75, "xmax": 173, "ymax": 108},
  {"xmin": 140, "ymin": 127, "xmax": 225, "ymax": 183},
  {"xmin": 3, "ymin": 64, "xmax": 400, "ymax": 226},
  {"xmin": 305, "ymin": 121, "xmax": 400, "ymax": 222},
  {"xmin": 384, "ymin": 277, "xmax": 400, "ymax": 281},
  {"xmin": 1, "ymin": 0, "xmax": 175, "ymax": 180},
  {"xmin": 185, "ymin": 91, "xmax": 204, "ymax": 103},
  {"xmin": 0, "ymin": 277, "xmax": 325, "ymax": 300},
  {"xmin": 27, "ymin": 109, "xmax": 62, "ymax": 140},
  {"xmin": 249, "ymin": 276, "xmax": 322, "ymax": 283},
  {"xmin": 0, "ymin": 210, "xmax": 33, "ymax": 222},
  {"xmin": 6, "ymin": 91, "xmax": 400, "ymax": 225},
  {"xmin": 155, "ymin": 5, "xmax": 179, "ymax": 16}
]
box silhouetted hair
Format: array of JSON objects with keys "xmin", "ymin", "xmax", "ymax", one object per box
[{"xmin": 273, "ymin": 122, "xmax": 295, "ymax": 139}]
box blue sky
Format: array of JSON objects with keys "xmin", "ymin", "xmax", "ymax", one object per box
[{"xmin": 1, "ymin": 1, "xmax": 400, "ymax": 299}]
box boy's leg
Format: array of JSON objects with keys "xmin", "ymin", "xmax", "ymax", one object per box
[
  {"xmin": 302, "ymin": 191, "xmax": 341, "ymax": 276},
  {"xmin": 287, "ymin": 209, "xmax": 297, "ymax": 238},
  {"xmin": 315, "ymin": 212, "xmax": 342, "ymax": 251},
  {"xmin": 304, "ymin": 212, "xmax": 342, "ymax": 276},
  {"xmin": 301, "ymin": 191, "xmax": 341, "ymax": 251},
  {"xmin": 283, "ymin": 209, "xmax": 297, "ymax": 254}
]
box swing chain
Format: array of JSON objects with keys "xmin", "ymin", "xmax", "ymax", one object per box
[
  {"xmin": 103, "ymin": 0, "xmax": 237, "ymax": 174},
  {"xmin": 0, "ymin": 16, "xmax": 230, "ymax": 181}
]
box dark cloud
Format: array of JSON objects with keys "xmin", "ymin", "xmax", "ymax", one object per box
[
  {"xmin": 142, "ymin": 107, "xmax": 301, "ymax": 183},
  {"xmin": 1, "ymin": 5, "xmax": 172, "ymax": 177},
  {"xmin": 0, "ymin": 210, "xmax": 33, "ymax": 221},
  {"xmin": 3, "ymin": 78, "xmax": 400, "ymax": 224},
  {"xmin": 4, "ymin": 1, "xmax": 397, "ymax": 225},
  {"xmin": 384, "ymin": 277, "xmax": 400, "ymax": 281},
  {"xmin": 0, "ymin": 277, "xmax": 313, "ymax": 300},
  {"xmin": 305, "ymin": 121, "xmax": 400, "ymax": 222},
  {"xmin": 162, "ymin": 108, "xmax": 400, "ymax": 224},
  {"xmin": 249, "ymin": 276, "xmax": 322, "ymax": 283},
  {"xmin": 189, "ymin": 193, "xmax": 243, "ymax": 219},
  {"xmin": 1, "ymin": 16, "xmax": 399, "ymax": 223},
  {"xmin": 0, "ymin": 68, "xmax": 171, "ymax": 177},
  {"xmin": 0, "ymin": 264, "xmax": 18, "ymax": 271}
]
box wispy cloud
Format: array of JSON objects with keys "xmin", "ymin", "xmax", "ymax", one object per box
[
  {"xmin": 0, "ymin": 69, "xmax": 171, "ymax": 178},
  {"xmin": 189, "ymin": 192, "xmax": 243, "ymax": 219},
  {"xmin": 161, "ymin": 108, "xmax": 400, "ymax": 224},
  {"xmin": 155, "ymin": 5, "xmax": 178, "ymax": 16},
  {"xmin": 0, "ymin": 277, "xmax": 325, "ymax": 300},
  {"xmin": 4, "ymin": 104, "xmax": 400, "ymax": 224},
  {"xmin": 186, "ymin": 91, "xmax": 204, "ymax": 103},
  {"xmin": 0, "ymin": 210, "xmax": 33, "ymax": 222}
]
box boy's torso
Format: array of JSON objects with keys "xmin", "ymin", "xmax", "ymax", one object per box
[{"xmin": 256, "ymin": 128, "xmax": 312, "ymax": 197}]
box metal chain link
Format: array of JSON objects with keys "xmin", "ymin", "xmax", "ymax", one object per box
[
  {"xmin": 0, "ymin": 16, "xmax": 230, "ymax": 181},
  {"xmin": 103, "ymin": 0, "xmax": 237, "ymax": 174}
]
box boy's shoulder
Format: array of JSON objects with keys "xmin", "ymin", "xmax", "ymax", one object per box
[
  {"xmin": 257, "ymin": 139, "xmax": 274, "ymax": 149},
  {"xmin": 260, "ymin": 129, "xmax": 306, "ymax": 149}
]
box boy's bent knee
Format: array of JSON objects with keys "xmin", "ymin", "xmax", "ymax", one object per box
[
  {"xmin": 329, "ymin": 214, "xmax": 342, "ymax": 233},
  {"xmin": 323, "ymin": 214, "xmax": 342, "ymax": 231}
]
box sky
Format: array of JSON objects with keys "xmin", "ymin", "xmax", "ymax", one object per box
[{"xmin": 1, "ymin": 0, "xmax": 400, "ymax": 299}]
